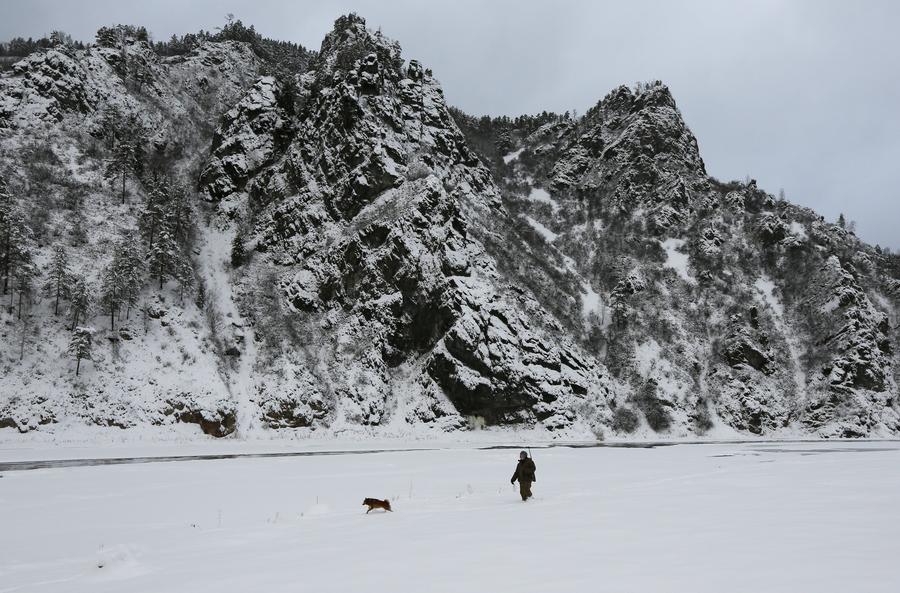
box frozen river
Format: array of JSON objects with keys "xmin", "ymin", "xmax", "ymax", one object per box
[{"xmin": 1, "ymin": 441, "xmax": 898, "ymax": 592}]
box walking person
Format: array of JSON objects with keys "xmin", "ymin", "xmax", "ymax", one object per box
[{"xmin": 510, "ymin": 450, "xmax": 536, "ymax": 501}]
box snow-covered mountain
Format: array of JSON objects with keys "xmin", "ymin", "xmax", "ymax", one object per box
[
  {"xmin": 1, "ymin": 15, "xmax": 898, "ymax": 440},
  {"xmin": 455, "ymin": 82, "xmax": 900, "ymax": 438}
]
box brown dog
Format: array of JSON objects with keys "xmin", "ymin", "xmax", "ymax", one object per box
[{"xmin": 362, "ymin": 498, "xmax": 392, "ymax": 513}]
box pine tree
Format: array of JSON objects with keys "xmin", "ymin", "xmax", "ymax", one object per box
[
  {"xmin": 97, "ymin": 107, "xmax": 123, "ymax": 150},
  {"xmin": 18, "ymin": 303, "xmax": 32, "ymax": 361},
  {"xmin": 43, "ymin": 244, "xmax": 71, "ymax": 315},
  {"xmin": 3, "ymin": 214, "xmax": 35, "ymax": 314},
  {"xmin": 231, "ymin": 233, "xmax": 245, "ymax": 267},
  {"xmin": 69, "ymin": 211, "xmax": 88, "ymax": 246},
  {"xmin": 100, "ymin": 234, "xmax": 146, "ymax": 328},
  {"xmin": 838, "ymin": 213, "xmax": 846, "ymax": 228},
  {"xmin": 105, "ymin": 138, "xmax": 135, "ymax": 204},
  {"xmin": 116, "ymin": 231, "xmax": 145, "ymax": 318},
  {"xmin": 148, "ymin": 228, "xmax": 180, "ymax": 290},
  {"xmin": 139, "ymin": 179, "xmax": 169, "ymax": 250},
  {"xmin": 0, "ymin": 179, "xmax": 18, "ymax": 295},
  {"xmin": 49, "ymin": 30, "xmax": 74, "ymax": 48},
  {"xmin": 123, "ymin": 114, "xmax": 148, "ymax": 180},
  {"xmin": 68, "ymin": 275, "xmax": 93, "ymax": 331},
  {"xmin": 166, "ymin": 182, "xmax": 193, "ymax": 248},
  {"xmin": 68, "ymin": 326, "xmax": 95, "ymax": 376},
  {"xmin": 174, "ymin": 254, "xmax": 194, "ymax": 304},
  {"xmin": 13, "ymin": 254, "xmax": 37, "ymax": 320},
  {"xmin": 195, "ymin": 279, "xmax": 207, "ymax": 309},
  {"xmin": 99, "ymin": 262, "xmax": 123, "ymax": 331}
]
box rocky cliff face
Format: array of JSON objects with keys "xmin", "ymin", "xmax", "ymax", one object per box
[
  {"xmin": 199, "ymin": 76, "xmax": 290, "ymax": 209},
  {"xmin": 1, "ymin": 15, "xmax": 898, "ymax": 440},
  {"xmin": 203, "ymin": 15, "xmax": 616, "ymax": 433},
  {"xmin": 460, "ymin": 81, "xmax": 900, "ymax": 437},
  {"xmin": 0, "ymin": 36, "xmax": 261, "ymax": 142}
]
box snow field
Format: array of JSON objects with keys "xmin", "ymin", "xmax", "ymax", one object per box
[
  {"xmin": 660, "ymin": 238, "xmax": 695, "ymax": 284},
  {"xmin": 502, "ymin": 148, "xmax": 524, "ymax": 164},
  {"xmin": 526, "ymin": 186, "xmax": 561, "ymax": 212},
  {"xmin": 1, "ymin": 442, "xmax": 898, "ymax": 592},
  {"xmin": 524, "ymin": 215, "xmax": 559, "ymax": 242}
]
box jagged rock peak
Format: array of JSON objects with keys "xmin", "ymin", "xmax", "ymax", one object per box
[
  {"xmin": 246, "ymin": 12, "xmax": 491, "ymax": 232},
  {"xmin": 595, "ymin": 81, "xmax": 679, "ymax": 115},
  {"xmin": 538, "ymin": 79, "xmax": 707, "ymax": 228},
  {"xmin": 316, "ymin": 13, "xmax": 403, "ymax": 84},
  {"xmin": 583, "ymin": 80, "xmax": 704, "ymax": 175}
]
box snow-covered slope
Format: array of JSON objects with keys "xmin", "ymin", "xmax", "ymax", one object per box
[{"xmin": 0, "ymin": 30, "xmax": 264, "ymax": 436}]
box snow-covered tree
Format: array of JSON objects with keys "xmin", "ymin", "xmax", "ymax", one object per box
[
  {"xmin": 105, "ymin": 138, "xmax": 135, "ymax": 204},
  {"xmin": 115, "ymin": 231, "xmax": 146, "ymax": 318},
  {"xmin": 0, "ymin": 179, "xmax": 28, "ymax": 295},
  {"xmin": 13, "ymin": 249, "xmax": 39, "ymax": 360},
  {"xmin": 230, "ymin": 233, "xmax": 245, "ymax": 267},
  {"xmin": 147, "ymin": 228, "xmax": 182, "ymax": 290},
  {"xmin": 15, "ymin": 254, "xmax": 38, "ymax": 319},
  {"xmin": 1, "ymin": 196, "xmax": 36, "ymax": 315},
  {"xmin": 97, "ymin": 107, "xmax": 123, "ymax": 151},
  {"xmin": 43, "ymin": 244, "xmax": 71, "ymax": 315},
  {"xmin": 49, "ymin": 30, "xmax": 74, "ymax": 48},
  {"xmin": 99, "ymin": 262, "xmax": 124, "ymax": 331},
  {"xmin": 100, "ymin": 233, "xmax": 146, "ymax": 329},
  {"xmin": 166, "ymin": 182, "xmax": 194, "ymax": 248},
  {"xmin": 68, "ymin": 275, "xmax": 93, "ymax": 331},
  {"xmin": 68, "ymin": 326, "xmax": 95, "ymax": 376},
  {"xmin": 139, "ymin": 179, "xmax": 194, "ymax": 251},
  {"xmin": 137, "ymin": 179, "xmax": 196, "ymax": 296},
  {"xmin": 0, "ymin": 183, "xmax": 11, "ymax": 294},
  {"xmin": 139, "ymin": 179, "xmax": 169, "ymax": 250},
  {"xmin": 95, "ymin": 24, "xmax": 149, "ymax": 50},
  {"xmin": 174, "ymin": 253, "xmax": 194, "ymax": 304},
  {"xmin": 195, "ymin": 278, "xmax": 207, "ymax": 309}
]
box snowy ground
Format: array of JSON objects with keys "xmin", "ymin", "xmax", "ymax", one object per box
[{"xmin": 1, "ymin": 441, "xmax": 898, "ymax": 593}]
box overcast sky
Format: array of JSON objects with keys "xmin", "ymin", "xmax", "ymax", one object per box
[{"xmin": 3, "ymin": 0, "xmax": 899, "ymax": 249}]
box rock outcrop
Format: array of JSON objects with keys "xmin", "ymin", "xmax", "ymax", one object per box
[
  {"xmin": 465, "ymin": 77, "xmax": 900, "ymax": 437},
  {"xmin": 0, "ymin": 35, "xmax": 262, "ymax": 145},
  {"xmin": 220, "ymin": 14, "xmax": 615, "ymax": 432},
  {"xmin": 199, "ymin": 76, "xmax": 290, "ymax": 206}
]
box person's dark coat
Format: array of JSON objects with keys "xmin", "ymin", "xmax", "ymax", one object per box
[{"xmin": 511, "ymin": 458, "xmax": 536, "ymax": 484}]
